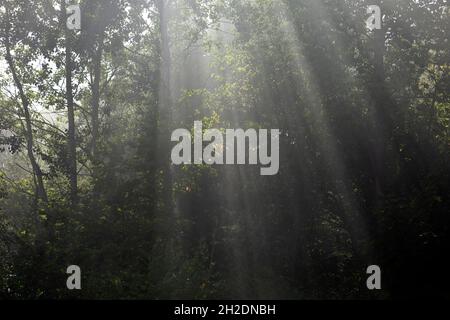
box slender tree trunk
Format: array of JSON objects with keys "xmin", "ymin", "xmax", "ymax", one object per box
[
  {"xmin": 4, "ymin": 35, "xmax": 47, "ymax": 203},
  {"xmin": 156, "ymin": 0, "xmax": 174, "ymax": 215},
  {"xmin": 63, "ymin": 1, "xmax": 78, "ymax": 205},
  {"xmin": 371, "ymin": 27, "xmax": 387, "ymax": 197},
  {"xmin": 366, "ymin": 7, "xmax": 398, "ymax": 252},
  {"xmin": 91, "ymin": 42, "xmax": 103, "ymax": 164}
]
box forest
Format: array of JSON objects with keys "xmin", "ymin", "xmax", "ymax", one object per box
[{"xmin": 0, "ymin": 0, "xmax": 449, "ymax": 299}]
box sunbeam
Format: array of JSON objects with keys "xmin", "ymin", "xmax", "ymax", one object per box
[{"xmin": 0, "ymin": 0, "xmax": 448, "ymax": 302}]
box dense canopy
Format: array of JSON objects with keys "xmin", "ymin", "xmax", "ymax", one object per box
[{"xmin": 0, "ymin": 0, "xmax": 449, "ymax": 299}]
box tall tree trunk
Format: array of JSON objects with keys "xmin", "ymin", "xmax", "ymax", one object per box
[
  {"xmin": 371, "ymin": 26, "xmax": 387, "ymax": 197},
  {"xmin": 91, "ymin": 42, "xmax": 103, "ymax": 165},
  {"xmin": 366, "ymin": 4, "xmax": 398, "ymax": 251},
  {"xmin": 156, "ymin": 0, "xmax": 174, "ymax": 216},
  {"xmin": 4, "ymin": 33, "xmax": 47, "ymax": 203},
  {"xmin": 63, "ymin": 1, "xmax": 78, "ymax": 205}
]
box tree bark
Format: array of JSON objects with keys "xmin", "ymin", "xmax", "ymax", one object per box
[
  {"xmin": 91, "ymin": 41, "xmax": 103, "ymax": 165},
  {"xmin": 371, "ymin": 27, "xmax": 387, "ymax": 197},
  {"xmin": 63, "ymin": 1, "xmax": 78, "ymax": 205},
  {"xmin": 156, "ymin": 0, "xmax": 174, "ymax": 215}
]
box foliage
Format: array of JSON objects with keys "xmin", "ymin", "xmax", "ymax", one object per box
[{"xmin": 0, "ymin": 0, "xmax": 449, "ymax": 299}]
